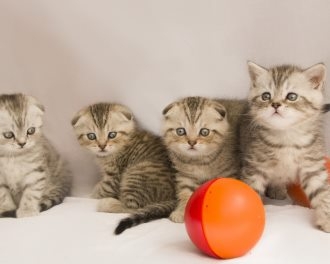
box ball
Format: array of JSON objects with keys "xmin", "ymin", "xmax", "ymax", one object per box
[
  {"xmin": 287, "ymin": 157, "xmax": 330, "ymax": 208},
  {"xmin": 184, "ymin": 178, "xmax": 265, "ymax": 259}
]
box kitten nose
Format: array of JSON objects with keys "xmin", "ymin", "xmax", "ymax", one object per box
[
  {"xmin": 271, "ymin": 102, "xmax": 281, "ymax": 109},
  {"xmin": 98, "ymin": 144, "xmax": 106, "ymax": 150},
  {"xmin": 18, "ymin": 142, "xmax": 26, "ymax": 148},
  {"xmin": 188, "ymin": 140, "xmax": 197, "ymax": 147}
]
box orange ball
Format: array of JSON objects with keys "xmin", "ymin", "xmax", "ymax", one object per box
[
  {"xmin": 184, "ymin": 178, "xmax": 265, "ymax": 259},
  {"xmin": 287, "ymin": 157, "xmax": 330, "ymax": 208}
]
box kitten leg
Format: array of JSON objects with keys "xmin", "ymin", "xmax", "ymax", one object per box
[
  {"xmin": 240, "ymin": 166, "xmax": 268, "ymax": 197},
  {"xmin": 170, "ymin": 189, "xmax": 192, "ymax": 223},
  {"xmin": 300, "ymin": 164, "xmax": 330, "ymax": 232},
  {"xmin": 16, "ymin": 173, "xmax": 46, "ymax": 218},
  {"xmin": 91, "ymin": 169, "xmax": 120, "ymax": 199},
  {"xmin": 266, "ymin": 185, "xmax": 287, "ymax": 200},
  {"xmin": 0, "ymin": 185, "xmax": 17, "ymax": 216},
  {"xmin": 97, "ymin": 197, "xmax": 130, "ymax": 213}
]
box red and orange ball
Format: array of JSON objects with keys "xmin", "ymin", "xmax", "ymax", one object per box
[{"xmin": 184, "ymin": 178, "xmax": 265, "ymax": 259}]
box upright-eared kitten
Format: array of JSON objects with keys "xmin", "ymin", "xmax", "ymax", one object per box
[
  {"xmin": 71, "ymin": 102, "xmax": 176, "ymax": 234},
  {"xmin": 240, "ymin": 62, "xmax": 330, "ymax": 232},
  {"xmin": 162, "ymin": 96, "xmax": 244, "ymax": 223},
  {"xmin": 0, "ymin": 93, "xmax": 72, "ymax": 218}
]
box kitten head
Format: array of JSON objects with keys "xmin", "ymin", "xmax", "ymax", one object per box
[
  {"xmin": 247, "ymin": 61, "xmax": 326, "ymax": 130},
  {"xmin": 71, "ymin": 103, "xmax": 135, "ymax": 157},
  {"xmin": 162, "ymin": 96, "xmax": 229, "ymax": 159},
  {"xmin": 0, "ymin": 93, "xmax": 45, "ymax": 154}
]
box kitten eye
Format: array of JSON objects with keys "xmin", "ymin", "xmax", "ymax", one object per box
[
  {"xmin": 286, "ymin": 93, "xmax": 298, "ymax": 101},
  {"xmin": 87, "ymin": 133, "xmax": 96, "ymax": 140},
  {"xmin": 3, "ymin": 132, "xmax": 15, "ymax": 139},
  {"xmin": 261, "ymin": 92, "xmax": 271, "ymax": 101},
  {"xmin": 199, "ymin": 128, "xmax": 210, "ymax": 137},
  {"xmin": 108, "ymin": 132, "xmax": 117, "ymax": 139},
  {"xmin": 27, "ymin": 127, "xmax": 36, "ymax": 135},
  {"xmin": 176, "ymin": 128, "xmax": 186, "ymax": 136}
]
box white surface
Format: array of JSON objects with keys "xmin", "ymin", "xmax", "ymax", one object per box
[
  {"xmin": 0, "ymin": 197, "xmax": 329, "ymax": 264},
  {"xmin": 1, "ymin": 2, "xmax": 330, "ymax": 263},
  {"xmin": 0, "ymin": 0, "xmax": 329, "ymax": 195}
]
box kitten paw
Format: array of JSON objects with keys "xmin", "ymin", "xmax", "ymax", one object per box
[
  {"xmin": 16, "ymin": 208, "xmax": 40, "ymax": 218},
  {"xmin": 315, "ymin": 206, "xmax": 330, "ymax": 232},
  {"xmin": 97, "ymin": 198, "xmax": 126, "ymax": 213},
  {"xmin": 0, "ymin": 201, "xmax": 17, "ymax": 215},
  {"xmin": 169, "ymin": 210, "xmax": 184, "ymax": 223},
  {"xmin": 266, "ymin": 186, "xmax": 287, "ymax": 200}
]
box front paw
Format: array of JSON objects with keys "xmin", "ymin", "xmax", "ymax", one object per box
[
  {"xmin": 169, "ymin": 209, "xmax": 184, "ymax": 223},
  {"xmin": 16, "ymin": 207, "xmax": 40, "ymax": 218},
  {"xmin": 315, "ymin": 207, "xmax": 330, "ymax": 232},
  {"xmin": 0, "ymin": 201, "xmax": 17, "ymax": 215},
  {"xmin": 266, "ymin": 186, "xmax": 287, "ymax": 200},
  {"xmin": 90, "ymin": 184, "xmax": 105, "ymax": 199},
  {"xmin": 97, "ymin": 198, "xmax": 126, "ymax": 213}
]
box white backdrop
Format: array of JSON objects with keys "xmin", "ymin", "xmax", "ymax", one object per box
[{"xmin": 1, "ymin": 0, "xmax": 329, "ymax": 195}]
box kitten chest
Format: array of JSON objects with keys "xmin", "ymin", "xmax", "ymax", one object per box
[
  {"xmin": 0, "ymin": 156, "xmax": 42, "ymax": 191},
  {"xmin": 266, "ymin": 148, "xmax": 300, "ymax": 184}
]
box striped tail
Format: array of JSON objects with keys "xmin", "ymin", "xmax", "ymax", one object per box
[
  {"xmin": 114, "ymin": 200, "xmax": 177, "ymax": 235},
  {"xmin": 322, "ymin": 103, "xmax": 330, "ymax": 113}
]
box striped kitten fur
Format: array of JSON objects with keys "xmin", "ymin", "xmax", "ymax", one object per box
[
  {"xmin": 240, "ymin": 62, "xmax": 330, "ymax": 232},
  {"xmin": 71, "ymin": 102, "xmax": 176, "ymax": 234},
  {"xmin": 162, "ymin": 96, "xmax": 245, "ymax": 223},
  {"xmin": 0, "ymin": 93, "xmax": 72, "ymax": 218}
]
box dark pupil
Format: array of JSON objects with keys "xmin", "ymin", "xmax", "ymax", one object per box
[
  {"xmin": 176, "ymin": 128, "xmax": 185, "ymax": 136},
  {"xmin": 108, "ymin": 132, "xmax": 117, "ymax": 139},
  {"xmin": 200, "ymin": 129, "xmax": 209, "ymax": 136},
  {"xmin": 27, "ymin": 127, "xmax": 35, "ymax": 135},
  {"xmin": 287, "ymin": 93, "xmax": 297, "ymax": 101},
  {"xmin": 4, "ymin": 132, "xmax": 14, "ymax": 139},
  {"xmin": 262, "ymin": 92, "xmax": 271, "ymax": 101},
  {"xmin": 87, "ymin": 133, "xmax": 96, "ymax": 140}
]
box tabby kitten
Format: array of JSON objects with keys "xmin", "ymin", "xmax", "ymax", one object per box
[
  {"xmin": 71, "ymin": 102, "xmax": 176, "ymax": 234},
  {"xmin": 0, "ymin": 93, "xmax": 72, "ymax": 218},
  {"xmin": 162, "ymin": 96, "xmax": 245, "ymax": 223},
  {"xmin": 240, "ymin": 62, "xmax": 330, "ymax": 232}
]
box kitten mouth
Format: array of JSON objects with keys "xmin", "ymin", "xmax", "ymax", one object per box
[{"xmin": 272, "ymin": 110, "xmax": 282, "ymax": 116}]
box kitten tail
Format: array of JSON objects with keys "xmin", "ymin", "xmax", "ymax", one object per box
[
  {"xmin": 322, "ymin": 103, "xmax": 330, "ymax": 113},
  {"xmin": 114, "ymin": 200, "xmax": 177, "ymax": 235}
]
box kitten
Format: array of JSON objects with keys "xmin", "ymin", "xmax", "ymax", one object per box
[
  {"xmin": 71, "ymin": 102, "xmax": 176, "ymax": 234},
  {"xmin": 0, "ymin": 93, "xmax": 72, "ymax": 218},
  {"xmin": 240, "ymin": 62, "xmax": 330, "ymax": 232},
  {"xmin": 162, "ymin": 96, "xmax": 245, "ymax": 223}
]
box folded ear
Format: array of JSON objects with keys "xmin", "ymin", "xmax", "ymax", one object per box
[
  {"xmin": 211, "ymin": 101, "xmax": 227, "ymax": 119},
  {"xmin": 247, "ymin": 61, "xmax": 268, "ymax": 82},
  {"xmin": 114, "ymin": 104, "xmax": 134, "ymax": 121},
  {"xmin": 162, "ymin": 102, "xmax": 176, "ymax": 116},
  {"xmin": 71, "ymin": 107, "xmax": 88, "ymax": 126},
  {"xmin": 303, "ymin": 63, "xmax": 326, "ymax": 90},
  {"xmin": 26, "ymin": 95, "xmax": 45, "ymax": 113}
]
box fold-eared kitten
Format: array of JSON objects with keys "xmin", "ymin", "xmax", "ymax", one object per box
[
  {"xmin": 71, "ymin": 102, "xmax": 176, "ymax": 234},
  {"xmin": 162, "ymin": 96, "xmax": 244, "ymax": 223},
  {"xmin": 240, "ymin": 62, "xmax": 330, "ymax": 232},
  {"xmin": 0, "ymin": 93, "xmax": 72, "ymax": 218}
]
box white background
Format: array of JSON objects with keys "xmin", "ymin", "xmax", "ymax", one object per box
[{"xmin": 1, "ymin": 0, "xmax": 329, "ymax": 195}]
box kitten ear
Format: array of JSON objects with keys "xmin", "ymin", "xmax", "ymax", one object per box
[
  {"xmin": 26, "ymin": 95, "xmax": 45, "ymax": 113},
  {"xmin": 212, "ymin": 102, "xmax": 227, "ymax": 119},
  {"xmin": 162, "ymin": 103, "xmax": 175, "ymax": 116},
  {"xmin": 115, "ymin": 104, "xmax": 134, "ymax": 121},
  {"xmin": 247, "ymin": 61, "xmax": 268, "ymax": 82},
  {"xmin": 71, "ymin": 108, "xmax": 87, "ymax": 126},
  {"xmin": 303, "ymin": 63, "xmax": 326, "ymax": 90}
]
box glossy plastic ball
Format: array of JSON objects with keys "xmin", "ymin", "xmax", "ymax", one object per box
[{"xmin": 184, "ymin": 178, "xmax": 265, "ymax": 259}]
